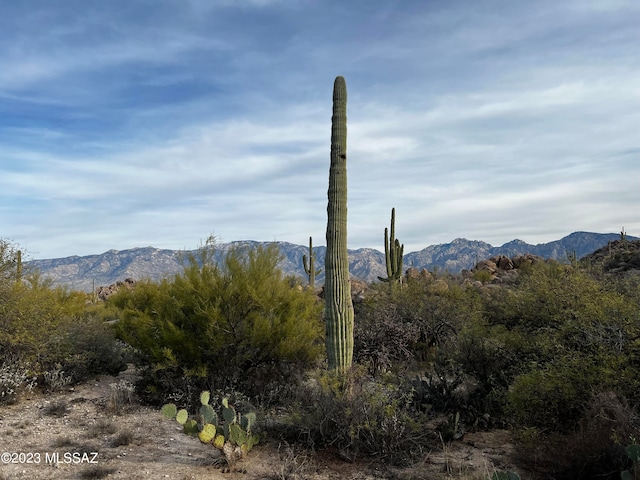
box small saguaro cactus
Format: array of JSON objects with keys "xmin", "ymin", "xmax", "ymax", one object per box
[
  {"xmin": 15, "ymin": 250, "xmax": 22, "ymax": 284},
  {"xmin": 324, "ymin": 75, "xmax": 354, "ymax": 374},
  {"xmin": 378, "ymin": 208, "xmax": 404, "ymax": 284},
  {"xmin": 302, "ymin": 236, "xmax": 322, "ymax": 288}
]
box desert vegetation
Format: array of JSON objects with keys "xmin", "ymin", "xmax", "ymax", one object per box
[
  {"xmin": 0, "ymin": 239, "xmax": 127, "ymax": 405},
  {"xmin": 2, "ymin": 76, "xmax": 639, "ymax": 479},
  {"xmin": 2, "ymin": 233, "xmax": 640, "ymax": 479}
]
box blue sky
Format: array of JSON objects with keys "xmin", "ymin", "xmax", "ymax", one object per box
[{"xmin": 1, "ymin": 0, "xmax": 638, "ymax": 259}]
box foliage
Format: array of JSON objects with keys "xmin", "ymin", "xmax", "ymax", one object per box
[
  {"xmin": 622, "ymin": 444, "xmax": 640, "ymax": 480},
  {"xmin": 0, "ymin": 239, "xmax": 126, "ymax": 382},
  {"xmin": 0, "ymin": 239, "xmax": 21, "ymax": 285},
  {"xmin": 282, "ymin": 367, "xmax": 433, "ymax": 465},
  {"xmin": 0, "ymin": 358, "xmax": 37, "ymax": 405},
  {"xmin": 112, "ymin": 243, "xmax": 323, "ymax": 401},
  {"xmin": 355, "ymin": 276, "xmax": 479, "ymax": 377}
]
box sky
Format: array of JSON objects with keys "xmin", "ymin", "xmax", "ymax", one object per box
[{"xmin": 1, "ymin": 0, "xmax": 639, "ymax": 259}]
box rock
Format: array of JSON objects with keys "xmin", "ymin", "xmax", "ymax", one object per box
[
  {"xmin": 96, "ymin": 278, "xmax": 136, "ymax": 301},
  {"xmin": 405, "ymin": 267, "xmax": 433, "ymax": 282},
  {"xmin": 496, "ymin": 256, "xmax": 514, "ymax": 270},
  {"xmin": 350, "ymin": 279, "xmax": 368, "ymax": 304},
  {"xmin": 317, "ymin": 279, "xmax": 368, "ymax": 304},
  {"xmin": 475, "ymin": 260, "xmax": 497, "ymax": 274}
]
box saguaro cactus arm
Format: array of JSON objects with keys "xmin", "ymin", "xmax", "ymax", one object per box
[{"xmin": 324, "ymin": 76, "xmax": 354, "ymax": 373}]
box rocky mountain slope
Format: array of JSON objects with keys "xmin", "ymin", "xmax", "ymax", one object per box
[{"xmin": 27, "ymin": 232, "xmax": 635, "ymax": 292}]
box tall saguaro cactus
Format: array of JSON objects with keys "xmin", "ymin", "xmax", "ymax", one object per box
[
  {"xmin": 302, "ymin": 236, "xmax": 322, "ymax": 289},
  {"xmin": 378, "ymin": 208, "xmax": 404, "ymax": 283},
  {"xmin": 324, "ymin": 76, "xmax": 354, "ymax": 373}
]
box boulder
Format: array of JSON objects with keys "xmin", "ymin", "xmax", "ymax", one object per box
[{"xmin": 96, "ymin": 278, "xmax": 136, "ymax": 301}]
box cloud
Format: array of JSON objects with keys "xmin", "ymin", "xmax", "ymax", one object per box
[{"xmin": 0, "ymin": 0, "xmax": 638, "ymax": 259}]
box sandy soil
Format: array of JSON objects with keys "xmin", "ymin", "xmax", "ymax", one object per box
[{"xmin": 0, "ymin": 367, "xmax": 522, "ymax": 480}]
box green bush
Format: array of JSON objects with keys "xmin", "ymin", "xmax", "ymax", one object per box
[
  {"xmin": 283, "ymin": 367, "xmax": 433, "ymax": 465},
  {"xmin": 513, "ymin": 392, "xmax": 640, "ymax": 479},
  {"xmin": 467, "ymin": 264, "xmax": 640, "ymax": 430},
  {"xmin": 112, "ymin": 243, "xmax": 323, "ymax": 402},
  {"xmin": 43, "ymin": 313, "xmax": 128, "ymax": 381},
  {"xmin": 0, "ymin": 239, "xmax": 129, "ymax": 386},
  {"xmin": 354, "ymin": 276, "xmax": 480, "ymax": 376}
]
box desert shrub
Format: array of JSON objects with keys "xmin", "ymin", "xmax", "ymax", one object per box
[
  {"xmin": 455, "ymin": 322, "xmax": 531, "ymax": 421},
  {"xmin": 0, "ymin": 282, "xmax": 74, "ymax": 363},
  {"xmin": 112, "ymin": 243, "xmax": 323, "ymax": 402},
  {"xmin": 0, "ymin": 252, "xmax": 124, "ymax": 383},
  {"xmin": 106, "ymin": 380, "xmax": 136, "ymax": 414},
  {"xmin": 464, "ymin": 264, "xmax": 640, "ymax": 430},
  {"xmin": 41, "ymin": 313, "xmax": 128, "ymax": 382},
  {"xmin": 0, "ymin": 358, "xmax": 37, "ymax": 405},
  {"xmin": 78, "ymin": 466, "xmax": 117, "ymax": 480},
  {"xmin": 514, "ymin": 392, "xmax": 640, "ymax": 479},
  {"xmin": 0, "ymin": 239, "xmax": 21, "ymax": 284},
  {"xmin": 354, "ymin": 297, "xmax": 419, "ymax": 376},
  {"xmin": 354, "ymin": 277, "xmax": 480, "ymax": 377},
  {"xmin": 45, "ymin": 400, "xmax": 70, "ymax": 417},
  {"xmin": 42, "ymin": 367, "xmax": 74, "ymax": 392},
  {"xmin": 410, "ymin": 347, "xmax": 470, "ymax": 416},
  {"xmin": 0, "ymin": 240, "xmax": 125, "ymax": 389},
  {"xmin": 282, "ymin": 368, "xmax": 433, "ymax": 465}
]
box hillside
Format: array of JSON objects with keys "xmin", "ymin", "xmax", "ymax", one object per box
[{"xmin": 26, "ymin": 231, "xmax": 635, "ymax": 291}]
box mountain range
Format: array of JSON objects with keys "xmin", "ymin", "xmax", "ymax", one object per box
[{"xmin": 27, "ymin": 231, "xmax": 633, "ymax": 292}]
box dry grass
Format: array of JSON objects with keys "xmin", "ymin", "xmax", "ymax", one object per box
[
  {"xmin": 87, "ymin": 418, "xmax": 117, "ymax": 436},
  {"xmin": 44, "ymin": 400, "xmax": 70, "ymax": 417},
  {"xmin": 78, "ymin": 465, "xmax": 118, "ymax": 479},
  {"xmin": 109, "ymin": 430, "xmax": 134, "ymax": 447}
]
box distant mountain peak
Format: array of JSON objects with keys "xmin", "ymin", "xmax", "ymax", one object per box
[{"xmin": 27, "ymin": 232, "xmax": 637, "ymax": 292}]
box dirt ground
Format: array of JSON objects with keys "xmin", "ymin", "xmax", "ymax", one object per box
[{"xmin": 0, "ymin": 366, "xmax": 523, "ymax": 480}]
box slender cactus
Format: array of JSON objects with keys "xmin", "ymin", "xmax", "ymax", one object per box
[
  {"xmin": 378, "ymin": 208, "xmax": 404, "ymax": 284},
  {"xmin": 324, "ymin": 76, "xmax": 354, "ymax": 374},
  {"xmin": 16, "ymin": 250, "xmax": 22, "ymax": 284},
  {"xmin": 302, "ymin": 236, "xmax": 322, "ymax": 289}
]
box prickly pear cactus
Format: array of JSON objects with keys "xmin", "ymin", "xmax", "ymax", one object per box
[
  {"xmin": 183, "ymin": 419, "xmax": 199, "ymax": 435},
  {"xmin": 176, "ymin": 409, "xmax": 189, "ymax": 425},
  {"xmin": 160, "ymin": 391, "xmax": 259, "ymax": 465},
  {"xmin": 491, "ymin": 472, "xmax": 521, "ymax": 480},
  {"xmin": 198, "ymin": 423, "xmax": 216, "ymax": 443},
  {"xmin": 240, "ymin": 412, "xmax": 255, "ymax": 432},
  {"xmin": 200, "ymin": 404, "xmax": 217, "ymax": 424},
  {"xmin": 161, "ymin": 403, "xmax": 177, "ymax": 419},
  {"xmin": 222, "ymin": 403, "xmax": 236, "ymax": 424}
]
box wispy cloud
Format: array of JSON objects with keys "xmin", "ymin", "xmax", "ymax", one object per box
[{"xmin": 1, "ymin": 0, "xmax": 638, "ymax": 258}]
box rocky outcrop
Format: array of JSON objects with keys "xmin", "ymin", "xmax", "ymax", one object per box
[
  {"xmin": 318, "ymin": 279, "xmax": 369, "ymax": 304},
  {"xmin": 96, "ymin": 278, "xmax": 136, "ymax": 301},
  {"xmin": 465, "ymin": 253, "xmax": 547, "ymax": 284},
  {"xmin": 405, "ymin": 267, "xmax": 432, "ymax": 282},
  {"xmin": 580, "ymin": 239, "xmax": 640, "ymax": 273}
]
